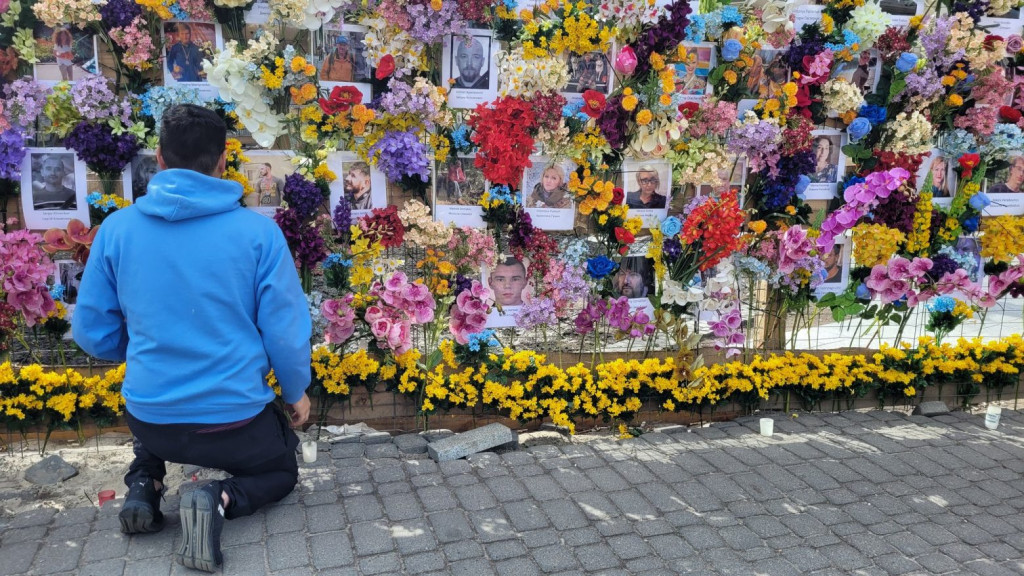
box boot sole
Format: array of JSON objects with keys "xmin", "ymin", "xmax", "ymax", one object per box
[
  {"xmin": 176, "ymin": 489, "xmax": 221, "ymax": 573},
  {"xmin": 119, "ymin": 502, "xmax": 163, "ymax": 534}
]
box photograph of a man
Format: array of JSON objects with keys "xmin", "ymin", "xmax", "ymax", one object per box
[
  {"xmin": 808, "ymin": 135, "xmax": 839, "ymax": 184},
  {"xmin": 256, "ymin": 163, "xmax": 283, "ymax": 207},
  {"xmin": 164, "ymin": 22, "xmax": 213, "ymax": 83},
  {"xmin": 451, "ymin": 36, "xmax": 490, "ymax": 90},
  {"xmin": 131, "ymin": 155, "xmax": 159, "ymax": 201},
  {"xmin": 988, "ymin": 156, "xmax": 1024, "ymax": 194},
  {"xmin": 614, "ymin": 257, "xmax": 653, "ymax": 299},
  {"xmin": 321, "ymin": 35, "xmax": 354, "ymax": 82},
  {"xmin": 489, "ymin": 257, "xmax": 528, "ymax": 307},
  {"xmin": 343, "ymin": 161, "xmax": 373, "ymax": 210},
  {"xmin": 32, "ymin": 153, "xmax": 78, "ymax": 211},
  {"xmin": 626, "ymin": 166, "xmax": 668, "ymax": 209}
]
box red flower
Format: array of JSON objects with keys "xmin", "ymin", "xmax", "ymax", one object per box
[
  {"xmin": 618, "ymin": 245, "xmax": 629, "ymax": 255},
  {"xmin": 1000, "ymin": 106, "xmax": 1022, "ymax": 123},
  {"xmin": 359, "ymin": 205, "xmax": 405, "ymax": 248},
  {"xmin": 984, "ymin": 35, "xmax": 1004, "ymax": 51},
  {"xmin": 318, "ymin": 85, "xmax": 363, "ymax": 115},
  {"xmin": 614, "ymin": 227, "xmax": 635, "ymax": 245},
  {"xmin": 959, "ymin": 153, "xmax": 981, "ymax": 179},
  {"xmin": 375, "ymin": 54, "xmax": 395, "ymax": 80},
  {"xmin": 467, "ymin": 96, "xmax": 538, "ymax": 186},
  {"xmin": 581, "ymin": 90, "xmax": 606, "ymax": 118},
  {"xmin": 678, "ymin": 101, "xmax": 699, "ymax": 119},
  {"xmin": 611, "ymin": 187, "xmax": 624, "ymax": 205}
]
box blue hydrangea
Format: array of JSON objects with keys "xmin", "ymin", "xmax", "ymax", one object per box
[
  {"xmin": 451, "ymin": 124, "xmax": 472, "ymax": 151},
  {"xmin": 720, "ymin": 5, "xmax": 743, "ymax": 26},
  {"xmin": 50, "ymin": 284, "xmax": 65, "ymax": 301},
  {"xmin": 324, "ymin": 253, "xmax": 352, "ymax": 269},
  {"xmin": 467, "ymin": 329, "xmax": 500, "ymax": 352},
  {"xmin": 685, "ymin": 15, "xmax": 706, "ymax": 43},
  {"xmin": 980, "ymin": 124, "xmax": 1024, "ymax": 158},
  {"xmin": 168, "ymin": 2, "xmax": 189, "ymax": 21},
  {"xmin": 489, "ymin": 184, "xmax": 518, "ymax": 205},
  {"xmin": 735, "ymin": 256, "xmax": 771, "ymax": 280},
  {"xmin": 561, "ymin": 238, "xmax": 590, "ymax": 265},
  {"xmin": 938, "ymin": 129, "xmax": 977, "ymax": 158},
  {"xmin": 928, "ymin": 296, "xmax": 956, "ymax": 313},
  {"xmin": 87, "ymin": 192, "xmax": 121, "ymax": 212},
  {"xmin": 825, "ymin": 30, "xmax": 861, "ymax": 53}
]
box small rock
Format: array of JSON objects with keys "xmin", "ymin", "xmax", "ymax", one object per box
[
  {"xmin": 25, "ymin": 455, "xmax": 78, "ymax": 485},
  {"xmin": 428, "ymin": 423, "xmax": 518, "ymax": 462},
  {"xmin": 518, "ymin": 430, "xmax": 567, "ymax": 448},
  {"xmin": 912, "ymin": 401, "xmax": 950, "ymax": 417}
]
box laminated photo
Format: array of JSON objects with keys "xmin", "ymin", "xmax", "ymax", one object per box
[
  {"xmin": 315, "ymin": 21, "xmax": 373, "ymax": 104},
  {"xmin": 162, "ymin": 21, "xmax": 223, "ymax": 100},
  {"xmin": 241, "ymin": 151, "xmax": 297, "ymax": 218},
  {"xmin": 434, "ymin": 155, "xmax": 486, "ymax": 228},
  {"xmin": 20, "ymin": 148, "xmax": 90, "ymax": 230},
  {"xmin": 983, "ymin": 154, "xmax": 1024, "ymax": 216},
  {"xmin": 484, "ymin": 256, "xmax": 531, "ymax": 328},
  {"xmin": 522, "ymin": 157, "xmax": 577, "ymax": 231},
  {"xmin": 803, "ymin": 130, "xmax": 846, "ymax": 200},
  {"xmin": 619, "ymin": 158, "xmax": 672, "ymax": 228},
  {"xmin": 442, "ymin": 30, "xmax": 499, "ymax": 109},
  {"xmin": 327, "ymin": 151, "xmax": 388, "ymax": 221},
  {"xmin": 32, "ymin": 24, "xmax": 98, "ymax": 84}
]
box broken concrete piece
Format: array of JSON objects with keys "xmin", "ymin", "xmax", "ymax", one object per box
[
  {"xmin": 427, "ymin": 423, "xmax": 517, "ymax": 462},
  {"xmin": 25, "ymin": 455, "xmax": 78, "ymax": 485},
  {"xmin": 394, "ymin": 434, "xmax": 428, "ymax": 454}
]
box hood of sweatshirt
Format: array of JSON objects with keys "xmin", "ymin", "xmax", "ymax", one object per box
[{"xmin": 136, "ymin": 168, "xmax": 243, "ymax": 222}]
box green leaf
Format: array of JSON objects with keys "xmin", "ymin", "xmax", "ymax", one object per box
[{"xmin": 832, "ymin": 308, "xmax": 847, "ymax": 323}]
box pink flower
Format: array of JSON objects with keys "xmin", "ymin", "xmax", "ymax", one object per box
[
  {"xmin": 866, "ymin": 265, "xmax": 891, "ymax": 293},
  {"xmin": 322, "ymin": 297, "xmax": 356, "ymax": 344},
  {"xmin": 370, "ymin": 317, "xmax": 393, "ymax": 340},
  {"xmin": 614, "ymin": 46, "xmax": 638, "ymax": 75},
  {"xmin": 908, "ymin": 258, "xmax": 933, "ymax": 279},
  {"xmin": 384, "ymin": 271, "xmax": 408, "ymax": 293},
  {"xmin": 887, "ymin": 257, "xmax": 912, "ymax": 281},
  {"xmin": 0, "ymin": 0, "xmax": 11, "ymax": 14}
]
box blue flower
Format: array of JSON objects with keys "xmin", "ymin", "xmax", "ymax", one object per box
[
  {"xmin": 324, "ymin": 253, "xmax": 352, "ymax": 269},
  {"xmin": 451, "ymin": 124, "xmax": 472, "ymax": 151},
  {"xmin": 895, "ymin": 52, "xmax": 918, "ymax": 73},
  {"xmin": 848, "ymin": 117, "xmax": 872, "ymax": 141},
  {"xmin": 962, "ymin": 216, "xmax": 980, "ymax": 233},
  {"xmin": 969, "ymin": 192, "xmax": 991, "ymax": 211},
  {"xmin": 795, "ymin": 175, "xmax": 811, "ymax": 198},
  {"xmin": 50, "ymin": 284, "xmax": 65, "ymax": 301},
  {"xmin": 660, "ymin": 216, "xmax": 682, "ymax": 237},
  {"xmin": 858, "ymin": 105, "xmax": 887, "ymax": 126},
  {"xmin": 586, "ymin": 256, "xmax": 618, "ymax": 279},
  {"xmin": 467, "ymin": 329, "xmax": 499, "ymax": 352},
  {"xmin": 685, "ymin": 16, "xmax": 706, "ymax": 43},
  {"xmin": 720, "ymin": 5, "xmax": 743, "ymax": 25},
  {"xmin": 928, "ymin": 295, "xmax": 956, "ymax": 313},
  {"xmin": 855, "ymin": 284, "xmax": 871, "ymax": 300},
  {"xmin": 721, "ymin": 39, "xmax": 742, "ymax": 62}
]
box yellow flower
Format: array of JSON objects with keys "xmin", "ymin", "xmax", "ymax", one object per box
[
  {"xmin": 723, "ymin": 70, "xmax": 738, "ymax": 85},
  {"xmin": 649, "ymin": 52, "xmax": 665, "ymax": 71},
  {"xmin": 635, "ymin": 109, "xmax": 653, "ymax": 126},
  {"xmin": 748, "ymin": 220, "xmax": 767, "ymax": 234},
  {"xmin": 622, "ymin": 94, "xmax": 639, "ymax": 112},
  {"xmin": 659, "ymin": 94, "xmax": 672, "ymax": 106},
  {"xmin": 947, "ymin": 94, "xmax": 963, "ymax": 107},
  {"xmin": 430, "ymin": 0, "xmax": 442, "ymax": 9},
  {"xmin": 909, "ymin": 15, "xmax": 923, "ymax": 28},
  {"xmin": 941, "ymin": 75, "xmax": 957, "ymax": 87},
  {"xmin": 821, "ymin": 13, "xmax": 835, "ymax": 34}
]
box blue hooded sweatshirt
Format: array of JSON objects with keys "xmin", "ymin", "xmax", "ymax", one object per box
[{"xmin": 73, "ymin": 169, "xmax": 312, "ymax": 424}]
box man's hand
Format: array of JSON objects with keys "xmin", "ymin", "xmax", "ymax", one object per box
[{"xmin": 287, "ymin": 394, "xmax": 311, "ymax": 427}]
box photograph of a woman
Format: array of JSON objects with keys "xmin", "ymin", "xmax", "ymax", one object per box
[{"xmin": 526, "ymin": 165, "xmax": 571, "ymax": 209}]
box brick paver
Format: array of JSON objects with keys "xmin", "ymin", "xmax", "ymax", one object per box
[{"xmin": 7, "ymin": 408, "xmax": 1024, "ymax": 574}]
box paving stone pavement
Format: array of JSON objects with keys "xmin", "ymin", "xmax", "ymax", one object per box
[{"xmin": 5, "ymin": 408, "xmax": 1024, "ymax": 575}]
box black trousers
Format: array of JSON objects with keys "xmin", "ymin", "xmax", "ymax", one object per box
[{"xmin": 125, "ymin": 403, "xmax": 299, "ymax": 519}]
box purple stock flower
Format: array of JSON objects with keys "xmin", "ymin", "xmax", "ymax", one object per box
[
  {"xmin": 71, "ymin": 76, "xmax": 132, "ymax": 125},
  {"xmin": 0, "ymin": 126, "xmax": 26, "ymax": 180},
  {"xmin": 597, "ymin": 94, "xmax": 630, "ymax": 149},
  {"xmin": 369, "ymin": 130, "xmax": 431, "ymax": 183},
  {"xmin": 274, "ymin": 207, "xmax": 327, "ymax": 268},
  {"xmin": 283, "ymin": 173, "xmax": 324, "ymax": 220},
  {"xmin": 453, "ymin": 274, "xmax": 473, "ymax": 297},
  {"xmin": 727, "ymin": 120, "xmax": 781, "ymax": 176},
  {"xmin": 331, "ymin": 190, "xmax": 351, "ymax": 242},
  {"xmin": 64, "ymin": 121, "xmax": 141, "ymax": 178},
  {"xmin": 4, "ymin": 78, "xmax": 49, "ymax": 132},
  {"xmin": 928, "ymin": 254, "xmax": 959, "ymax": 281},
  {"xmin": 515, "ymin": 297, "xmax": 558, "ymax": 330},
  {"xmin": 99, "ymin": 0, "xmax": 142, "ymax": 30},
  {"xmin": 633, "ymin": 0, "xmax": 691, "ymax": 76},
  {"xmin": 405, "ymin": 1, "xmax": 465, "ymax": 45},
  {"xmin": 662, "ymin": 236, "xmax": 682, "ymax": 263},
  {"xmin": 377, "ymin": 78, "xmax": 438, "ymax": 121}
]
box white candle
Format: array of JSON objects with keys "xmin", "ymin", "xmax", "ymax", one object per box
[{"xmin": 301, "ymin": 440, "xmax": 318, "ymax": 463}]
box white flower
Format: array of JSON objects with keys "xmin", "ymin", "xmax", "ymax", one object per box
[
  {"xmin": 742, "ymin": 0, "xmax": 795, "ymax": 36},
  {"xmin": 213, "ymin": 0, "xmax": 253, "ymax": 7},
  {"xmin": 847, "ymin": 2, "xmax": 890, "ymax": 49},
  {"xmin": 663, "ymin": 279, "xmax": 705, "ymax": 306},
  {"xmin": 290, "ymin": 0, "xmax": 347, "ymax": 30},
  {"xmin": 821, "ymin": 78, "xmax": 865, "ymax": 116}
]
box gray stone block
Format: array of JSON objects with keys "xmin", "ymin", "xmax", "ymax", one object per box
[
  {"xmin": 362, "ymin": 432, "xmax": 393, "ymax": 445},
  {"xmin": 428, "ymin": 423, "xmax": 517, "ymax": 462},
  {"xmin": 913, "ymin": 401, "xmax": 950, "ymax": 416},
  {"xmin": 421, "ymin": 429, "xmax": 454, "ymax": 443},
  {"xmin": 394, "ymin": 434, "xmax": 429, "ymax": 454},
  {"xmin": 24, "ymin": 455, "xmax": 77, "ymax": 485}
]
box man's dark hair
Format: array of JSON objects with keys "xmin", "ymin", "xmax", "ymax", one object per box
[
  {"xmin": 348, "ymin": 162, "xmax": 370, "ymax": 177},
  {"xmin": 496, "ymin": 256, "xmax": 526, "ymax": 275},
  {"xmin": 159, "ymin": 104, "xmax": 226, "ymax": 176}
]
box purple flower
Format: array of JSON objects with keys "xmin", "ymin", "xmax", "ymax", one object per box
[
  {"xmin": 453, "ymin": 274, "xmax": 473, "ymax": 297},
  {"xmin": 727, "ymin": 120, "xmax": 781, "ymax": 176},
  {"xmin": 64, "ymin": 121, "xmax": 141, "ymax": 178},
  {"xmin": 368, "ymin": 130, "xmax": 431, "ymax": 183},
  {"xmin": 71, "ymin": 76, "xmax": 132, "ymax": 125},
  {"xmin": 3, "ymin": 78, "xmax": 49, "ymax": 132},
  {"xmin": 274, "ymin": 207, "xmax": 327, "ymax": 269},
  {"xmin": 0, "ymin": 126, "xmax": 26, "ymax": 180},
  {"xmin": 283, "ymin": 173, "xmax": 324, "ymax": 220},
  {"xmin": 377, "ymin": 78, "xmax": 438, "ymax": 121},
  {"xmin": 515, "ymin": 297, "xmax": 558, "ymax": 330},
  {"xmin": 662, "ymin": 236, "xmax": 682, "ymax": 263},
  {"xmin": 597, "ymin": 94, "xmax": 631, "ymax": 149},
  {"xmin": 404, "ymin": 1, "xmax": 465, "ymax": 45},
  {"xmin": 99, "ymin": 0, "xmax": 142, "ymax": 30},
  {"xmin": 331, "ymin": 190, "xmax": 351, "ymax": 240}
]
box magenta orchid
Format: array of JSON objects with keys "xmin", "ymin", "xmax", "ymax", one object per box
[{"xmin": 450, "ymin": 280, "xmax": 494, "ymax": 344}]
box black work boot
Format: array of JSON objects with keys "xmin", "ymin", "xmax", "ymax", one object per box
[{"xmin": 119, "ymin": 478, "xmax": 165, "ymax": 534}]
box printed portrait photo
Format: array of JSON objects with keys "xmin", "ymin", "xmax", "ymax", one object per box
[
  {"xmin": 756, "ymin": 50, "xmax": 790, "ymax": 100},
  {"xmin": 983, "ymin": 154, "xmax": 1024, "ymax": 215},
  {"xmin": 319, "ymin": 29, "xmax": 371, "ymax": 84},
  {"xmin": 130, "ymin": 152, "xmax": 159, "ymax": 202},
  {"xmin": 55, "ymin": 259, "xmax": 86, "ymax": 306},
  {"xmin": 450, "ymin": 35, "xmax": 491, "ymax": 91},
  {"xmin": 20, "ymin": 148, "xmax": 90, "ymax": 230},
  {"xmin": 488, "ymin": 255, "xmax": 530, "ymax": 309},
  {"xmin": 442, "ymin": 30, "xmax": 498, "ymax": 109},
  {"xmin": 675, "ymin": 43, "xmax": 715, "ymax": 97},
  {"xmin": 32, "ymin": 23, "xmax": 98, "ymax": 83},
  {"xmin": 565, "ymin": 51, "xmax": 612, "ymax": 94},
  {"xmin": 917, "ymin": 150, "xmax": 956, "ymax": 200},
  {"xmin": 434, "ymin": 156, "xmax": 486, "ymax": 227},
  {"xmin": 805, "ymin": 131, "xmax": 845, "ymax": 198},
  {"xmin": 343, "ymin": 161, "xmax": 374, "ymax": 211},
  {"xmin": 522, "ymin": 159, "xmax": 576, "ymax": 231},
  {"xmin": 162, "ymin": 22, "xmax": 218, "ymax": 84},
  {"xmin": 833, "ymin": 49, "xmax": 881, "ymax": 97},
  {"xmin": 614, "ymin": 257, "xmax": 655, "ymax": 300},
  {"xmin": 30, "ymin": 152, "xmax": 78, "ymax": 211},
  {"xmin": 816, "ymin": 238, "xmax": 851, "ymax": 296},
  {"xmin": 242, "ymin": 151, "xmax": 296, "ymax": 217},
  {"xmin": 328, "ymin": 152, "xmax": 389, "ymax": 221},
  {"xmin": 621, "ymin": 162, "xmax": 671, "ymax": 210}
]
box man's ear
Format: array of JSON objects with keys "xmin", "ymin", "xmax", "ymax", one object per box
[
  {"xmin": 155, "ymin": 147, "xmax": 169, "ymax": 170},
  {"xmin": 213, "ymin": 149, "xmax": 227, "ymax": 178}
]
